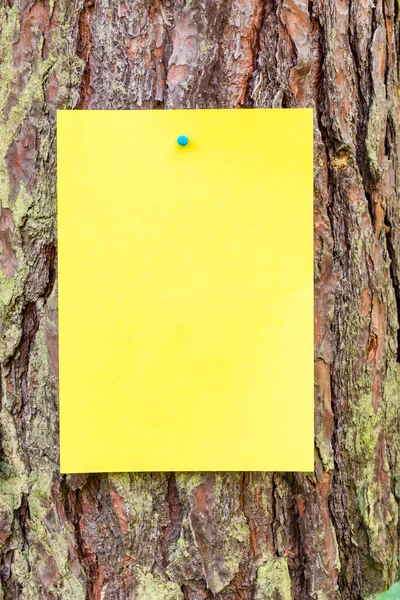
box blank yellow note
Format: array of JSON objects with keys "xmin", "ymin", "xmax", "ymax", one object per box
[{"xmin": 57, "ymin": 108, "xmax": 314, "ymax": 473}]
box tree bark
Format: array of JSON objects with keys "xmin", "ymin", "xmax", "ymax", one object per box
[{"xmin": 0, "ymin": 0, "xmax": 399, "ymax": 598}]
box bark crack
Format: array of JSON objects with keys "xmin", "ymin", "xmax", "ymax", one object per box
[{"xmin": 76, "ymin": 0, "xmax": 95, "ymax": 109}]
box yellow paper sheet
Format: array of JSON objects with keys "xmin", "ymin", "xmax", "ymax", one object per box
[{"xmin": 57, "ymin": 108, "xmax": 314, "ymax": 473}]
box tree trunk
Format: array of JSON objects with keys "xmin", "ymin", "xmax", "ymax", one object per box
[{"xmin": 0, "ymin": 0, "xmax": 399, "ymax": 598}]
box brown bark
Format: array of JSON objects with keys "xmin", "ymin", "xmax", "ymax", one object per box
[{"xmin": 0, "ymin": 0, "xmax": 399, "ymax": 598}]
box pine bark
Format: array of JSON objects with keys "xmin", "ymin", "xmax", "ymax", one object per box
[{"xmin": 0, "ymin": 0, "xmax": 399, "ymax": 598}]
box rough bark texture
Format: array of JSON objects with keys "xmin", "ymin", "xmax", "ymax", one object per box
[{"xmin": 0, "ymin": 0, "xmax": 399, "ymax": 598}]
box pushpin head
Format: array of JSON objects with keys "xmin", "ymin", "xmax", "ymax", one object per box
[{"xmin": 177, "ymin": 135, "xmax": 189, "ymax": 147}]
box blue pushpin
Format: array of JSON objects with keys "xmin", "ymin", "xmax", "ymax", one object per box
[{"xmin": 177, "ymin": 135, "xmax": 189, "ymax": 147}]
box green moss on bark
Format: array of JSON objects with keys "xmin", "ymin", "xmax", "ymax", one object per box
[{"xmin": 255, "ymin": 558, "xmax": 292, "ymax": 600}]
